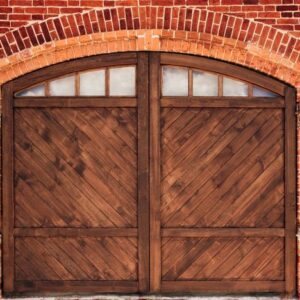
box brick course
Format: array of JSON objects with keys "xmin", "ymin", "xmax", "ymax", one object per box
[
  {"xmin": 0, "ymin": 6, "xmax": 299, "ymax": 88},
  {"xmin": 1, "ymin": 1, "xmax": 300, "ymax": 36}
]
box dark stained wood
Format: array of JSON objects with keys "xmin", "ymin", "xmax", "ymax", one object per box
[
  {"xmin": 284, "ymin": 86, "xmax": 297, "ymax": 297},
  {"xmin": 149, "ymin": 52, "xmax": 161, "ymax": 292},
  {"xmin": 15, "ymin": 237, "xmax": 138, "ymax": 281},
  {"xmin": 137, "ymin": 52, "xmax": 150, "ymax": 292},
  {"xmin": 188, "ymin": 69, "xmax": 193, "ymax": 97},
  {"xmin": 15, "ymin": 280, "xmax": 138, "ymax": 293},
  {"xmin": 14, "ymin": 108, "xmax": 137, "ymax": 228},
  {"xmin": 218, "ymin": 75, "xmax": 223, "ymax": 96},
  {"xmin": 14, "ymin": 97, "xmax": 137, "ymax": 108},
  {"xmin": 45, "ymin": 81, "xmax": 50, "ymax": 97},
  {"xmin": 161, "ymin": 97, "xmax": 285, "ymax": 108},
  {"xmin": 162, "ymin": 228, "xmax": 285, "ymax": 237},
  {"xmin": 161, "ymin": 281, "xmax": 285, "ymax": 293},
  {"xmin": 248, "ymin": 84, "xmax": 253, "ymax": 97},
  {"xmin": 105, "ymin": 68, "xmax": 109, "ymax": 96},
  {"xmin": 161, "ymin": 237, "xmax": 284, "ymax": 281},
  {"xmin": 14, "ymin": 228, "xmax": 137, "ymax": 237},
  {"xmin": 2, "ymin": 81, "xmax": 15, "ymax": 292},
  {"xmin": 75, "ymin": 72, "xmax": 80, "ymax": 96},
  {"xmin": 161, "ymin": 53, "xmax": 286, "ymax": 96},
  {"xmin": 161, "ymin": 108, "xmax": 285, "ymax": 228}
]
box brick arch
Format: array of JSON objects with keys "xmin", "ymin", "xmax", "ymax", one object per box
[{"xmin": 0, "ymin": 7, "xmax": 299, "ymax": 94}]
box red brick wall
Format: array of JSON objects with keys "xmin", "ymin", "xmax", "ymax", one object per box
[
  {"xmin": 0, "ymin": 0, "xmax": 298, "ymax": 297},
  {"xmin": 1, "ymin": 0, "xmax": 300, "ymax": 36}
]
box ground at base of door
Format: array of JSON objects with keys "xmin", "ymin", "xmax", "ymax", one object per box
[{"xmin": 0, "ymin": 296, "xmax": 287, "ymax": 300}]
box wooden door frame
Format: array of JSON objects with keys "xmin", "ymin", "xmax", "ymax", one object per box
[
  {"xmin": 2, "ymin": 52, "xmax": 150, "ymax": 295},
  {"xmin": 1, "ymin": 51, "xmax": 297, "ymax": 296},
  {"xmin": 149, "ymin": 53, "xmax": 297, "ymax": 297}
]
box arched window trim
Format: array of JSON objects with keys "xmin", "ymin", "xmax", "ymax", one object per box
[{"xmin": 11, "ymin": 52, "xmax": 286, "ymax": 99}]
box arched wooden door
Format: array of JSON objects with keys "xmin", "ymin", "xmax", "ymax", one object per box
[{"xmin": 2, "ymin": 52, "xmax": 296, "ymax": 297}]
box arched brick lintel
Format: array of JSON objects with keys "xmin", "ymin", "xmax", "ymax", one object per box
[
  {"xmin": 0, "ymin": 29, "xmax": 300, "ymax": 95},
  {"xmin": 0, "ymin": 7, "xmax": 299, "ymax": 96}
]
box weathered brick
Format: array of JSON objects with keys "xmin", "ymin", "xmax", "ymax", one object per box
[
  {"xmin": 0, "ymin": 8, "xmax": 297, "ymax": 298},
  {"xmin": 40, "ymin": 22, "xmax": 51, "ymax": 41},
  {"xmin": 276, "ymin": 5, "xmax": 299, "ymax": 11},
  {"xmin": 53, "ymin": 18, "xmax": 65, "ymax": 39}
]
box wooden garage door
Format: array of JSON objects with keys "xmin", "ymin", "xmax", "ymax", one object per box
[{"xmin": 2, "ymin": 52, "xmax": 296, "ymax": 296}]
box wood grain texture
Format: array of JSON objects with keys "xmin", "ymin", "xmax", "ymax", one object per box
[
  {"xmin": 162, "ymin": 237, "xmax": 284, "ymax": 281},
  {"xmin": 284, "ymin": 87, "xmax": 297, "ymax": 297},
  {"xmin": 14, "ymin": 228, "xmax": 137, "ymax": 237},
  {"xmin": 162, "ymin": 228, "xmax": 285, "ymax": 237},
  {"xmin": 15, "ymin": 280, "xmax": 138, "ymax": 293},
  {"xmin": 14, "ymin": 98, "xmax": 137, "ymax": 108},
  {"xmin": 161, "ymin": 108, "xmax": 285, "ymax": 228},
  {"xmin": 161, "ymin": 281, "xmax": 285, "ymax": 293},
  {"xmin": 14, "ymin": 107, "xmax": 137, "ymax": 228},
  {"xmin": 2, "ymin": 81, "xmax": 15, "ymax": 292},
  {"xmin": 137, "ymin": 52, "xmax": 150, "ymax": 292},
  {"xmin": 161, "ymin": 97, "xmax": 284, "ymax": 108},
  {"xmin": 149, "ymin": 52, "xmax": 161, "ymax": 292},
  {"xmin": 15, "ymin": 237, "xmax": 137, "ymax": 281}
]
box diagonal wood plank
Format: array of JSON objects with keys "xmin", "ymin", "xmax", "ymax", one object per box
[
  {"xmin": 14, "ymin": 108, "xmax": 138, "ymax": 227},
  {"xmin": 15, "ymin": 237, "xmax": 138, "ymax": 281},
  {"xmin": 162, "ymin": 237, "xmax": 284, "ymax": 281},
  {"xmin": 161, "ymin": 108, "xmax": 284, "ymax": 228}
]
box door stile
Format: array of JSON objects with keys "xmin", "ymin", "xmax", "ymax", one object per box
[
  {"xmin": 137, "ymin": 52, "xmax": 150, "ymax": 292},
  {"xmin": 149, "ymin": 52, "xmax": 161, "ymax": 292},
  {"xmin": 2, "ymin": 81, "xmax": 15, "ymax": 293},
  {"xmin": 284, "ymin": 86, "xmax": 297, "ymax": 297}
]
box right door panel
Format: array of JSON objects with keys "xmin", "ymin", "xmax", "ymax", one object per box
[
  {"xmin": 160, "ymin": 108, "xmax": 285, "ymax": 283},
  {"xmin": 161, "ymin": 107, "xmax": 284, "ymax": 229},
  {"xmin": 149, "ymin": 53, "xmax": 296, "ymax": 296}
]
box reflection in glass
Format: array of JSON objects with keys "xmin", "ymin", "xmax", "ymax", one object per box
[
  {"xmin": 49, "ymin": 75, "xmax": 76, "ymax": 96},
  {"xmin": 15, "ymin": 84, "xmax": 45, "ymax": 97},
  {"xmin": 223, "ymin": 77, "xmax": 249, "ymax": 96},
  {"xmin": 162, "ymin": 66, "xmax": 188, "ymax": 96},
  {"xmin": 253, "ymin": 86, "xmax": 277, "ymax": 97},
  {"xmin": 193, "ymin": 71, "xmax": 218, "ymax": 96},
  {"xmin": 80, "ymin": 69, "xmax": 105, "ymax": 96},
  {"xmin": 109, "ymin": 66, "xmax": 136, "ymax": 96}
]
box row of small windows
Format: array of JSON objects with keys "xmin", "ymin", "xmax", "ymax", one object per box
[
  {"xmin": 15, "ymin": 65, "xmax": 278, "ymax": 98},
  {"xmin": 16, "ymin": 66, "xmax": 136, "ymax": 97},
  {"xmin": 162, "ymin": 66, "xmax": 278, "ymax": 97}
]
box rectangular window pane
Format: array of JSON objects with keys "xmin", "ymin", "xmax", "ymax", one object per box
[
  {"xmin": 109, "ymin": 66, "xmax": 136, "ymax": 96},
  {"xmin": 253, "ymin": 86, "xmax": 277, "ymax": 97},
  {"xmin": 80, "ymin": 69, "xmax": 105, "ymax": 96},
  {"xmin": 49, "ymin": 75, "xmax": 76, "ymax": 96},
  {"xmin": 223, "ymin": 77, "xmax": 249, "ymax": 97},
  {"xmin": 193, "ymin": 71, "xmax": 218, "ymax": 96},
  {"xmin": 15, "ymin": 84, "xmax": 45, "ymax": 97},
  {"xmin": 162, "ymin": 66, "xmax": 188, "ymax": 96}
]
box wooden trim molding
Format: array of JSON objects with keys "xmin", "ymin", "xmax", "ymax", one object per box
[{"xmin": 2, "ymin": 81, "xmax": 15, "ymax": 293}]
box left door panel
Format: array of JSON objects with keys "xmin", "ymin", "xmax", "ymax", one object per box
[
  {"xmin": 2, "ymin": 52, "xmax": 149, "ymax": 295},
  {"xmin": 14, "ymin": 107, "xmax": 138, "ymax": 280}
]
